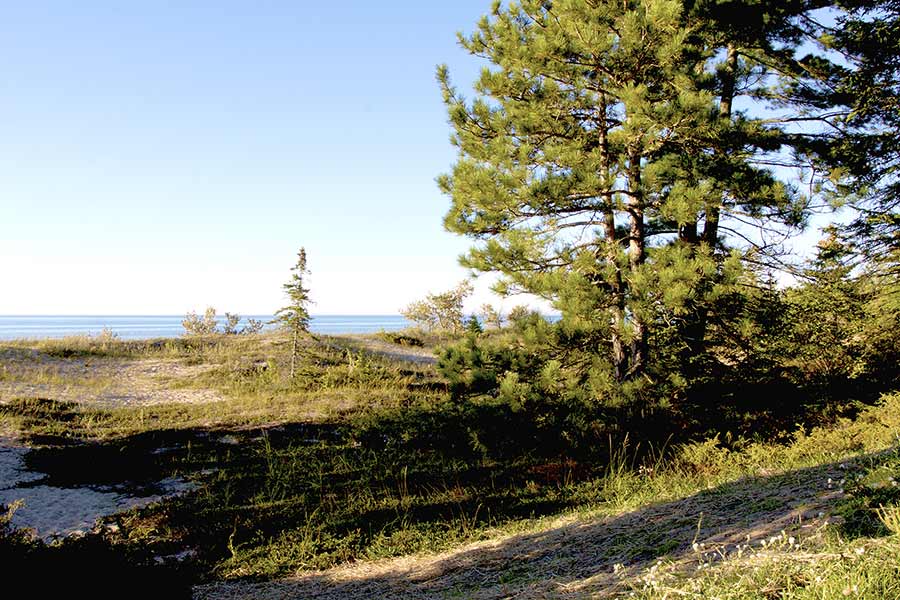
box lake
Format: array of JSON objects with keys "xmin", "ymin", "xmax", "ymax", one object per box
[{"xmin": 0, "ymin": 315, "xmax": 412, "ymax": 340}]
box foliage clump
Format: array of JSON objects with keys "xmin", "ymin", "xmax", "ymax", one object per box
[
  {"xmin": 400, "ymin": 280, "xmax": 473, "ymax": 333},
  {"xmin": 376, "ymin": 331, "xmax": 425, "ymax": 347},
  {"xmin": 479, "ymin": 303, "xmax": 504, "ymax": 329},
  {"xmin": 182, "ymin": 307, "xmax": 263, "ymax": 336},
  {"xmin": 182, "ymin": 307, "xmax": 218, "ymax": 336}
]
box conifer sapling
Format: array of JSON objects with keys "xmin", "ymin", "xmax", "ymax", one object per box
[{"xmin": 275, "ymin": 247, "xmax": 313, "ymax": 378}]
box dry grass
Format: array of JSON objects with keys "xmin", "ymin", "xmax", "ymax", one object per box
[
  {"xmin": 0, "ymin": 332, "xmax": 441, "ymax": 441},
  {"xmin": 0, "ymin": 346, "xmax": 224, "ymax": 408}
]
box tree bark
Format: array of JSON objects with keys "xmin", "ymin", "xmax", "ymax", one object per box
[
  {"xmin": 290, "ymin": 328, "xmax": 298, "ymax": 379},
  {"xmin": 703, "ymin": 45, "xmax": 738, "ymax": 247},
  {"xmin": 626, "ymin": 148, "xmax": 647, "ymax": 377},
  {"xmin": 597, "ymin": 94, "xmax": 628, "ymax": 381}
]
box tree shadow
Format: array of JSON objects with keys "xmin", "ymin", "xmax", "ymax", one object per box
[
  {"xmin": 0, "ymin": 401, "xmax": 339, "ymax": 488},
  {"xmin": 4, "ymin": 394, "xmax": 895, "ymax": 600},
  {"xmin": 194, "ymin": 455, "xmax": 871, "ymax": 600}
]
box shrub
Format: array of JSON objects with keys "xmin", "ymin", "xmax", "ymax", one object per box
[
  {"xmin": 223, "ymin": 312, "xmax": 241, "ymax": 335},
  {"xmin": 377, "ymin": 332, "xmax": 425, "ymax": 347},
  {"xmin": 479, "ymin": 304, "xmax": 504, "ymax": 329},
  {"xmin": 182, "ymin": 307, "xmax": 263, "ymax": 336},
  {"xmin": 401, "ymin": 280, "xmax": 473, "ymax": 333},
  {"xmin": 182, "ymin": 307, "xmax": 219, "ymax": 335},
  {"xmin": 242, "ymin": 318, "xmax": 265, "ymax": 335}
]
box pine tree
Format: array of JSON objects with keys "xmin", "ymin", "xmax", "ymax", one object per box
[
  {"xmin": 437, "ymin": 0, "xmax": 806, "ymax": 386},
  {"xmin": 692, "ymin": 1, "xmax": 900, "ymax": 280},
  {"xmin": 275, "ymin": 247, "xmax": 312, "ymax": 378},
  {"xmin": 808, "ymin": 2, "xmax": 900, "ymax": 283},
  {"xmin": 716, "ymin": 1, "xmax": 900, "ymax": 382},
  {"xmin": 786, "ymin": 232, "xmax": 867, "ymax": 383}
]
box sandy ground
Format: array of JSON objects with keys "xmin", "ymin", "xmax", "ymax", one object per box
[
  {"xmin": 0, "ymin": 347, "xmax": 224, "ymax": 407},
  {"xmin": 0, "ymin": 437, "xmax": 193, "ymax": 541},
  {"xmin": 0, "ymin": 347, "xmax": 215, "ymax": 540}
]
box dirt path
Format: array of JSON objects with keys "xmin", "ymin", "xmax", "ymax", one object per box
[{"xmin": 194, "ymin": 461, "xmax": 846, "ymax": 600}]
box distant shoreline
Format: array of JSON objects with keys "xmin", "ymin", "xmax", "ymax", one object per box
[{"xmin": 0, "ymin": 315, "xmax": 412, "ymax": 340}]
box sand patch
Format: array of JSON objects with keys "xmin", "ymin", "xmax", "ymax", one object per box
[
  {"xmin": 0, "ymin": 439, "xmax": 193, "ymax": 541},
  {"xmin": 0, "ymin": 348, "xmax": 223, "ymax": 407},
  {"xmin": 335, "ymin": 336, "xmax": 437, "ymax": 365}
]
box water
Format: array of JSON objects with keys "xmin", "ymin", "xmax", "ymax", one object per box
[{"xmin": 0, "ymin": 315, "xmax": 412, "ymax": 340}]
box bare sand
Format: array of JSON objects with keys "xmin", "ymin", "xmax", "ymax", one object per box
[
  {"xmin": 0, "ymin": 347, "xmax": 224, "ymax": 408},
  {"xmin": 0, "ymin": 437, "xmax": 193, "ymax": 541},
  {"xmin": 0, "ymin": 347, "xmax": 214, "ymax": 540}
]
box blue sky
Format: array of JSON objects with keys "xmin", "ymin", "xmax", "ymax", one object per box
[
  {"xmin": 0, "ymin": 1, "xmax": 502, "ymax": 314},
  {"xmin": 0, "ymin": 2, "xmax": 838, "ymax": 315}
]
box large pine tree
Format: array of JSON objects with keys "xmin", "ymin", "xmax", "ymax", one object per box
[{"xmin": 438, "ymin": 0, "xmax": 807, "ymax": 385}]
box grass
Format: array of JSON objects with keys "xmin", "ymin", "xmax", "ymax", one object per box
[
  {"xmin": 0, "ymin": 332, "xmax": 443, "ymax": 440},
  {"xmin": 612, "ymin": 411, "xmax": 900, "ymax": 599},
  {"xmin": 2, "ymin": 331, "xmax": 900, "ymax": 598},
  {"xmin": 3, "ymin": 332, "xmax": 589, "ymax": 582},
  {"xmin": 625, "ymin": 454, "xmax": 900, "ymax": 599}
]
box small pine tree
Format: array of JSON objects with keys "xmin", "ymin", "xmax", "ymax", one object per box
[
  {"xmin": 274, "ymin": 247, "xmax": 313, "ymax": 378},
  {"xmin": 465, "ymin": 315, "xmax": 483, "ymax": 335}
]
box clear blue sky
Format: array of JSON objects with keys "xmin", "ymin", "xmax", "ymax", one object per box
[
  {"xmin": 0, "ymin": 1, "xmax": 507, "ymax": 315},
  {"xmin": 0, "ymin": 2, "xmax": 836, "ymax": 316}
]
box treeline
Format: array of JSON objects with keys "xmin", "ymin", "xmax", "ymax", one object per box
[{"xmin": 426, "ymin": 0, "xmax": 900, "ymax": 452}]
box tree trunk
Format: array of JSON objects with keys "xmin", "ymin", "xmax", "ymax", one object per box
[
  {"xmin": 702, "ymin": 45, "xmax": 737, "ymax": 248},
  {"xmin": 679, "ymin": 221, "xmax": 698, "ymax": 244},
  {"xmin": 597, "ymin": 94, "xmax": 628, "ymax": 381},
  {"xmin": 290, "ymin": 328, "xmax": 298, "ymax": 378},
  {"xmin": 605, "ymin": 211, "xmax": 628, "ymax": 381},
  {"xmin": 683, "ymin": 45, "xmax": 739, "ymax": 358},
  {"xmin": 626, "ymin": 148, "xmax": 647, "ymax": 377}
]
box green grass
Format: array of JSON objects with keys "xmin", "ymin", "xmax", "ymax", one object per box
[
  {"xmin": 616, "ymin": 414, "xmax": 900, "ymax": 599},
  {"xmin": 626, "ymin": 453, "xmax": 900, "ymax": 599},
  {"xmin": 2, "ymin": 332, "xmax": 900, "ymax": 597}
]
